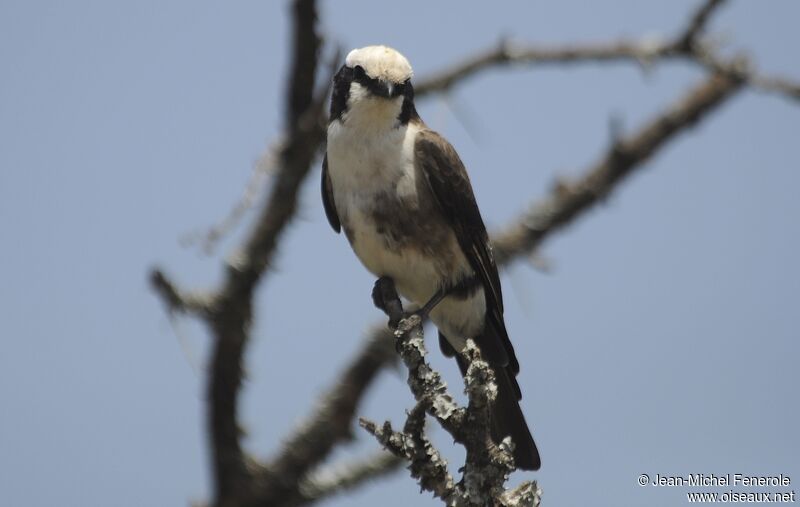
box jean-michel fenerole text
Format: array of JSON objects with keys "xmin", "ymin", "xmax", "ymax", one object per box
[{"xmin": 652, "ymin": 474, "xmax": 791, "ymax": 487}]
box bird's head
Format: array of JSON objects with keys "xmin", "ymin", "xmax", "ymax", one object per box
[{"xmin": 330, "ymin": 45, "xmax": 417, "ymax": 124}]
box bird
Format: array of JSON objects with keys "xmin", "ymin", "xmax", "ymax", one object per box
[{"xmin": 321, "ymin": 45, "xmax": 540, "ymax": 471}]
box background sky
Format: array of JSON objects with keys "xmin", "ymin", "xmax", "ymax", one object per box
[{"xmin": 1, "ymin": 1, "xmax": 798, "ymax": 506}]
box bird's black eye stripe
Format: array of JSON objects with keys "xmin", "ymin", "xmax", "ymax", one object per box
[
  {"xmin": 394, "ymin": 80, "xmax": 409, "ymax": 95},
  {"xmin": 353, "ymin": 65, "xmax": 366, "ymax": 80},
  {"xmin": 352, "ymin": 67, "xmax": 382, "ymax": 94}
]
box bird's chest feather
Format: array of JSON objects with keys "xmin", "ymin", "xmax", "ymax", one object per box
[
  {"xmin": 326, "ymin": 119, "xmax": 457, "ymax": 294},
  {"xmin": 327, "ymin": 118, "xmax": 418, "ymax": 204}
]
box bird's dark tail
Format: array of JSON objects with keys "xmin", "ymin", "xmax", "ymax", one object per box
[
  {"xmin": 441, "ymin": 332, "xmax": 541, "ymax": 471},
  {"xmin": 491, "ymin": 364, "xmax": 541, "ymax": 470}
]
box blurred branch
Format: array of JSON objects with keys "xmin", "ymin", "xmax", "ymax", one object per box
[
  {"xmin": 204, "ymin": 0, "xmax": 326, "ymax": 500},
  {"xmin": 294, "ymin": 452, "xmax": 405, "ymax": 505},
  {"xmin": 149, "ymin": 269, "xmax": 213, "ymax": 316},
  {"xmin": 180, "ymin": 146, "xmax": 275, "ymax": 254},
  {"xmin": 493, "ymin": 70, "xmax": 743, "ymax": 264},
  {"xmin": 675, "ymin": 0, "xmax": 727, "ymax": 52},
  {"xmin": 414, "ymin": 0, "xmax": 799, "ymax": 104},
  {"xmin": 254, "ymin": 326, "xmax": 397, "ymax": 505},
  {"xmin": 414, "ymin": 38, "xmax": 685, "ymax": 96},
  {"xmin": 751, "ymin": 74, "xmax": 800, "ymax": 101},
  {"xmin": 152, "ymin": 0, "xmax": 327, "ymax": 504}
]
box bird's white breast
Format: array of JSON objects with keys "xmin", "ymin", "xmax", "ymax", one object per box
[
  {"xmin": 327, "ymin": 117, "xmax": 435, "ymax": 295},
  {"xmin": 326, "ymin": 112, "xmax": 486, "ymax": 344}
]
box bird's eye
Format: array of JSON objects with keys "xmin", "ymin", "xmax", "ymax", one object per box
[{"xmin": 353, "ymin": 65, "xmax": 366, "ymax": 79}]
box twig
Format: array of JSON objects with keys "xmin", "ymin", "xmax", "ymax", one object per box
[
  {"xmin": 752, "ymin": 74, "xmax": 800, "ymax": 101},
  {"xmin": 676, "ymin": 0, "xmax": 728, "ymax": 52},
  {"xmin": 149, "ymin": 269, "xmax": 212, "ymax": 316},
  {"xmin": 180, "ymin": 145, "xmax": 276, "ymax": 254}
]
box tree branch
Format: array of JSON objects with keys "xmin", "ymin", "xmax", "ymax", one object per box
[
  {"xmin": 675, "ymin": 0, "xmax": 728, "ymax": 52},
  {"xmin": 361, "ymin": 311, "xmax": 539, "ymax": 505},
  {"xmin": 294, "ymin": 452, "xmax": 405, "ymax": 505},
  {"xmin": 414, "ymin": 39, "xmax": 678, "ymax": 96},
  {"xmin": 492, "ymin": 70, "xmax": 744, "ymax": 264},
  {"xmin": 149, "ymin": 268, "xmax": 213, "ymax": 316},
  {"xmin": 751, "ymin": 74, "xmax": 800, "ymax": 101},
  {"xmin": 153, "ymin": 0, "xmax": 327, "ymax": 504},
  {"xmin": 361, "ymin": 401, "xmax": 456, "ymax": 502},
  {"xmin": 414, "ymin": 0, "xmax": 798, "ymax": 105},
  {"xmin": 254, "ymin": 326, "xmax": 397, "ymax": 505}
]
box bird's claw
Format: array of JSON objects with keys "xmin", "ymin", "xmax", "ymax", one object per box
[{"xmin": 372, "ymin": 276, "xmax": 404, "ymax": 329}]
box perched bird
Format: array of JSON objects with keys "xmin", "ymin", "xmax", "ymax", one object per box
[{"xmin": 321, "ymin": 45, "xmax": 540, "ymax": 470}]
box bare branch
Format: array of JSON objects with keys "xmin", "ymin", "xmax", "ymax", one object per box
[
  {"xmin": 676, "ymin": 0, "xmax": 728, "ymax": 52},
  {"xmin": 414, "ymin": 39, "xmax": 681, "ymax": 96},
  {"xmin": 492, "ymin": 71, "xmax": 744, "ymax": 264},
  {"xmin": 752, "ymin": 74, "xmax": 800, "ymax": 102},
  {"xmin": 295, "ymin": 452, "xmax": 405, "ymax": 505},
  {"xmin": 255, "ymin": 326, "xmax": 397, "ymax": 504},
  {"xmin": 413, "ymin": 0, "xmax": 728, "ymax": 97},
  {"xmin": 414, "ymin": 45, "xmax": 799, "ymax": 109},
  {"xmin": 180, "ymin": 146, "xmax": 275, "ymax": 254},
  {"xmin": 287, "ymin": 0, "xmax": 321, "ymax": 130},
  {"xmin": 171, "ymin": 0, "xmax": 328, "ymax": 503}
]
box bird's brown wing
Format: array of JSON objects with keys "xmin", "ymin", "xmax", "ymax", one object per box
[
  {"xmin": 321, "ymin": 153, "xmax": 341, "ymax": 233},
  {"xmin": 414, "ymin": 128, "xmax": 518, "ymax": 374},
  {"xmin": 417, "ymin": 129, "xmax": 538, "ymax": 470}
]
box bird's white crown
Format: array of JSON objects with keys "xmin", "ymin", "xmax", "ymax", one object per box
[{"xmin": 345, "ymin": 45, "xmax": 413, "ymax": 84}]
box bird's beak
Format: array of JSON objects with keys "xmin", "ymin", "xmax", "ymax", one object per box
[{"xmin": 372, "ymin": 80, "xmax": 400, "ymax": 99}]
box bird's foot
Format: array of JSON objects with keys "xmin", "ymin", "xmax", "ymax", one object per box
[{"xmin": 372, "ymin": 276, "xmax": 405, "ymax": 329}]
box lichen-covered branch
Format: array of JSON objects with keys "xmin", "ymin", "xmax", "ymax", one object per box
[
  {"xmin": 361, "ymin": 402, "xmax": 456, "ymax": 501},
  {"xmin": 361, "ymin": 312, "xmax": 539, "ymax": 506}
]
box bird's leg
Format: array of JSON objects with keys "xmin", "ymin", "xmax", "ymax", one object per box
[
  {"xmin": 412, "ymin": 287, "xmax": 447, "ymax": 320},
  {"xmin": 372, "ymin": 276, "xmax": 405, "ymax": 328},
  {"xmin": 373, "ymin": 277, "xmax": 449, "ymax": 329}
]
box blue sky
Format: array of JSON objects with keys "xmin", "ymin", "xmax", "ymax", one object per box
[{"xmin": 1, "ymin": 1, "xmax": 798, "ymax": 506}]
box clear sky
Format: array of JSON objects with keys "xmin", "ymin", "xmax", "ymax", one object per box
[{"xmin": 1, "ymin": 1, "xmax": 798, "ymax": 506}]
